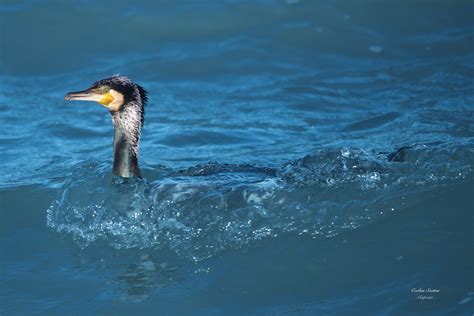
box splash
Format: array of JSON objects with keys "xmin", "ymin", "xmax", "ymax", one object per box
[{"xmin": 47, "ymin": 145, "xmax": 472, "ymax": 262}]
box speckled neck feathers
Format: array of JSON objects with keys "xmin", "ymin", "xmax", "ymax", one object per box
[{"xmin": 107, "ymin": 76, "xmax": 148, "ymax": 178}]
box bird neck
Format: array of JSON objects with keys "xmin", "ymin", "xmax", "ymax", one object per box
[{"xmin": 112, "ymin": 120, "xmax": 141, "ymax": 178}]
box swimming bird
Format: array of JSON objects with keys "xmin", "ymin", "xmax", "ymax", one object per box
[
  {"xmin": 64, "ymin": 75, "xmax": 409, "ymax": 181},
  {"xmin": 65, "ymin": 75, "xmax": 148, "ymax": 178}
]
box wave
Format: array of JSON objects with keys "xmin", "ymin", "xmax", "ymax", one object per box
[{"xmin": 46, "ymin": 144, "xmax": 473, "ymax": 262}]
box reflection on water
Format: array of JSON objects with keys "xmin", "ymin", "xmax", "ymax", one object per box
[{"xmin": 117, "ymin": 254, "xmax": 178, "ymax": 302}]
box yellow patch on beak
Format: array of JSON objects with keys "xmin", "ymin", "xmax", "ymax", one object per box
[{"xmin": 99, "ymin": 92, "xmax": 115, "ymax": 106}]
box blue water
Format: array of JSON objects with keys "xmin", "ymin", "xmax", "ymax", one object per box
[{"xmin": 1, "ymin": 1, "xmax": 473, "ymax": 315}]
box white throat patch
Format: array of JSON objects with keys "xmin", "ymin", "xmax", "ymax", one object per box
[{"xmin": 107, "ymin": 89, "xmax": 124, "ymax": 112}]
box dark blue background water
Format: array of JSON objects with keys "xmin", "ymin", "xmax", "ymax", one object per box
[{"xmin": 1, "ymin": 1, "xmax": 473, "ymax": 315}]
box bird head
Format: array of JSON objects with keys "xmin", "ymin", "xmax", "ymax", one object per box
[{"xmin": 64, "ymin": 75, "xmax": 147, "ymax": 113}]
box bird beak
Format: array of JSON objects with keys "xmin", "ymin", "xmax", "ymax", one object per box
[{"xmin": 64, "ymin": 89, "xmax": 102, "ymax": 102}]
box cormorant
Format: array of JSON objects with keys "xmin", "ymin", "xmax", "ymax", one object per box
[
  {"xmin": 65, "ymin": 75, "xmax": 148, "ymax": 178},
  {"xmin": 64, "ymin": 75, "xmax": 409, "ymax": 180}
]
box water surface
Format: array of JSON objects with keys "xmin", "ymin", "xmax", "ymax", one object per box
[{"xmin": 1, "ymin": 1, "xmax": 473, "ymax": 315}]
